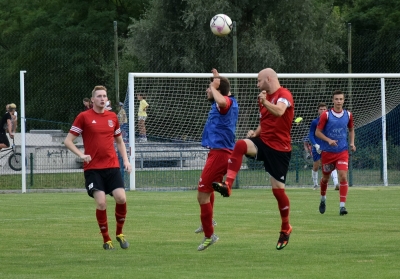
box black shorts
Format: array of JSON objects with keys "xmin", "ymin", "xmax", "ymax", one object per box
[
  {"xmin": 0, "ymin": 132, "xmax": 10, "ymax": 147},
  {"xmin": 246, "ymin": 137, "xmax": 291, "ymax": 184},
  {"xmin": 84, "ymin": 168, "xmax": 124, "ymax": 198}
]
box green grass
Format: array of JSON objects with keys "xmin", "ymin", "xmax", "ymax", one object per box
[
  {"xmin": 2, "ymin": 168, "xmax": 400, "ymax": 191},
  {"xmin": 1, "ymin": 187, "xmax": 399, "ymax": 278}
]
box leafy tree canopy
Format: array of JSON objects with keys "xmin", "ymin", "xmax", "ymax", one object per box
[{"xmin": 125, "ymin": 0, "xmax": 345, "ymax": 73}]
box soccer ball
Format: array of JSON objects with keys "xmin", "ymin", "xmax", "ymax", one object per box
[{"xmin": 210, "ymin": 14, "xmax": 233, "ymax": 37}]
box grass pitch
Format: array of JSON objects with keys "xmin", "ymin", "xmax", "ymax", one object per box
[{"xmin": 0, "ymin": 187, "xmax": 399, "ymax": 279}]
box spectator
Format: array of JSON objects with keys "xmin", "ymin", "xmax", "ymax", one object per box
[
  {"xmin": 0, "ymin": 104, "xmax": 16, "ymax": 151},
  {"xmin": 137, "ymin": 94, "xmax": 149, "ymax": 142}
]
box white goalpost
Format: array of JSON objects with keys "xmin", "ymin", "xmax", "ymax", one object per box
[{"xmin": 126, "ymin": 73, "xmax": 400, "ymax": 190}]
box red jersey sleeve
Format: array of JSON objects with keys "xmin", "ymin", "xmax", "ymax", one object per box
[
  {"xmin": 217, "ymin": 96, "xmax": 232, "ymax": 115},
  {"xmin": 348, "ymin": 111, "xmax": 354, "ymax": 129},
  {"xmin": 69, "ymin": 112, "xmax": 85, "ymax": 136},
  {"xmin": 317, "ymin": 111, "xmax": 328, "ymax": 130}
]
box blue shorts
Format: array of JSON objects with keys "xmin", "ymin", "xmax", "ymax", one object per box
[{"xmin": 312, "ymin": 148, "xmax": 321, "ymax": 162}]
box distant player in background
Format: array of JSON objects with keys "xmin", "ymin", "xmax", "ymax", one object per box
[
  {"xmin": 315, "ymin": 90, "xmax": 356, "ymax": 216},
  {"xmin": 64, "ymin": 85, "xmax": 132, "ymax": 250},
  {"xmin": 137, "ymin": 94, "xmax": 149, "ymax": 142},
  {"xmin": 105, "ymin": 100, "xmax": 112, "ymax": 111},
  {"xmin": 117, "ymin": 102, "xmax": 128, "ymax": 142},
  {"xmin": 308, "ymin": 102, "xmax": 339, "ymax": 190},
  {"xmin": 212, "ymin": 68, "xmax": 294, "ymax": 250},
  {"xmin": 83, "ymin": 98, "xmax": 92, "ymax": 111},
  {"xmin": 196, "ymin": 69, "xmax": 239, "ymax": 251},
  {"xmin": 117, "ymin": 101, "xmax": 128, "ymax": 180}
]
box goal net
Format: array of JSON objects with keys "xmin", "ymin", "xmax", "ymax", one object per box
[{"xmin": 125, "ymin": 73, "xmax": 400, "ymax": 190}]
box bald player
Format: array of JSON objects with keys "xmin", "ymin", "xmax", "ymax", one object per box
[{"xmin": 212, "ymin": 68, "xmax": 295, "ymax": 250}]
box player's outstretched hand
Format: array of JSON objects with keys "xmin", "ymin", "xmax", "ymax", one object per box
[
  {"xmin": 210, "ymin": 77, "xmax": 220, "ymax": 89},
  {"xmin": 211, "ymin": 68, "xmax": 219, "ymax": 77}
]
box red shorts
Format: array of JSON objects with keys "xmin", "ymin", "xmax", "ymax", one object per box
[
  {"xmin": 198, "ymin": 149, "xmax": 231, "ymax": 193},
  {"xmin": 321, "ymin": 150, "xmax": 349, "ymax": 175}
]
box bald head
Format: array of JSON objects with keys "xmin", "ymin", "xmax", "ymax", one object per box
[
  {"xmin": 257, "ymin": 68, "xmax": 280, "ymax": 93},
  {"xmin": 259, "ymin": 68, "xmax": 278, "ymax": 79}
]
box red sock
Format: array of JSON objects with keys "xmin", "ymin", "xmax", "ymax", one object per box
[
  {"xmin": 96, "ymin": 209, "xmax": 111, "ymax": 243},
  {"xmin": 272, "ymin": 188, "xmax": 290, "ymax": 232},
  {"xmin": 200, "ymin": 203, "xmax": 213, "ymax": 238},
  {"xmin": 115, "ymin": 203, "xmax": 127, "ymax": 236},
  {"xmin": 339, "ymin": 181, "xmax": 349, "ymax": 202},
  {"xmin": 320, "ymin": 179, "xmax": 328, "ymax": 196},
  {"xmin": 226, "ymin": 140, "xmax": 247, "ymax": 187},
  {"xmin": 210, "ymin": 192, "xmax": 215, "ymax": 209}
]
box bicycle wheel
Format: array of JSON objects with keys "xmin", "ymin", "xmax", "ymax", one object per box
[{"xmin": 8, "ymin": 152, "xmax": 22, "ymax": 171}]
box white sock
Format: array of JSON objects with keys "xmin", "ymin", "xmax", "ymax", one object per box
[
  {"xmin": 331, "ymin": 169, "xmax": 339, "ymax": 186},
  {"xmin": 312, "ymin": 170, "xmax": 318, "ymax": 186},
  {"xmin": 340, "ymin": 202, "xmax": 345, "ymax": 207},
  {"xmin": 321, "ymin": 196, "xmax": 326, "ymax": 202}
]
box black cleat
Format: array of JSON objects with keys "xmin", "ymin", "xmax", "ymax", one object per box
[
  {"xmin": 276, "ymin": 225, "xmax": 292, "ymax": 250},
  {"xmin": 319, "ymin": 201, "xmax": 326, "ymax": 214},
  {"xmin": 212, "ymin": 182, "xmax": 231, "ymax": 197},
  {"xmin": 339, "ymin": 207, "xmax": 348, "ymax": 216}
]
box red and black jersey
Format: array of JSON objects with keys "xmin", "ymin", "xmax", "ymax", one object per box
[{"xmin": 69, "ymin": 109, "xmax": 121, "ymax": 170}]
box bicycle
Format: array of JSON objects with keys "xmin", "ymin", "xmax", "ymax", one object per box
[{"xmin": 0, "ymin": 139, "xmax": 22, "ymax": 171}]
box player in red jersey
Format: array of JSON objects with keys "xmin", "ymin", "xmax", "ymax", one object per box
[
  {"xmin": 64, "ymin": 85, "xmax": 132, "ymax": 250},
  {"xmin": 213, "ymin": 68, "xmax": 294, "ymax": 250}
]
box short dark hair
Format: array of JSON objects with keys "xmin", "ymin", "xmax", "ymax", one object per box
[
  {"xmin": 138, "ymin": 93, "xmax": 146, "ymax": 99},
  {"xmin": 318, "ymin": 102, "xmax": 327, "ymax": 108},
  {"xmin": 210, "ymin": 76, "xmax": 230, "ymax": 96},
  {"xmin": 333, "ymin": 90, "xmax": 344, "ymax": 97}
]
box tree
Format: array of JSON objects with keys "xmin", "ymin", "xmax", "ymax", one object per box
[
  {"xmin": 123, "ymin": 0, "xmax": 345, "ymax": 73},
  {"xmin": 338, "ymin": 0, "xmax": 400, "ymax": 72},
  {"xmin": 0, "ymin": 0, "xmax": 148, "ymax": 130}
]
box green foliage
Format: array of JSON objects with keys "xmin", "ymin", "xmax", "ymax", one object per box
[
  {"xmin": 0, "ymin": 0, "xmax": 149, "ymax": 128},
  {"xmin": 339, "ymin": 0, "xmax": 400, "ymax": 72},
  {"xmin": 124, "ymin": 0, "xmax": 345, "ymax": 73}
]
